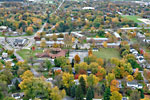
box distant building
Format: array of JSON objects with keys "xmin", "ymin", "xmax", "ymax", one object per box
[
  {"xmin": 14, "ymin": 39, "xmax": 28, "ymax": 47},
  {"xmin": 82, "ymin": 7, "xmax": 95, "ymax": 10}
]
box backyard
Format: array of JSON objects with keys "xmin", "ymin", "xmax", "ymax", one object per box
[
  {"xmin": 122, "ymin": 15, "xmax": 142, "ymax": 23},
  {"xmin": 93, "ymin": 48, "xmax": 121, "ymax": 60},
  {"xmin": 16, "ymin": 49, "xmax": 43, "ymax": 61}
]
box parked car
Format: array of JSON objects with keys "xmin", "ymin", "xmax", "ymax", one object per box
[{"xmin": 138, "ymin": 58, "xmax": 146, "ymax": 63}]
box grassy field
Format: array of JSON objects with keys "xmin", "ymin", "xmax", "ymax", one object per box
[
  {"xmin": 122, "ymin": 15, "xmax": 142, "ymax": 23},
  {"xmin": 93, "ymin": 48, "xmax": 121, "ymax": 60},
  {"xmin": 16, "ymin": 49, "xmax": 43, "ymax": 61}
]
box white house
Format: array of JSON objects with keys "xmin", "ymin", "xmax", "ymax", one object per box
[
  {"xmin": 127, "ymin": 81, "xmax": 143, "ymax": 89},
  {"xmin": 2, "ymin": 52, "xmax": 8, "ymax": 58},
  {"xmin": 113, "ymin": 32, "xmax": 121, "ymax": 40}
]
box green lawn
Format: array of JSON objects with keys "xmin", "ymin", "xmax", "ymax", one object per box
[
  {"xmin": 122, "ymin": 15, "xmax": 142, "ymax": 23},
  {"xmin": 16, "ymin": 49, "xmax": 43, "ymax": 61},
  {"xmin": 93, "ymin": 48, "xmax": 121, "ymax": 60}
]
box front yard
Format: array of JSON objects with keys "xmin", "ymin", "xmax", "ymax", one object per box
[
  {"xmin": 16, "ymin": 49, "xmax": 43, "ymax": 61},
  {"xmin": 93, "ymin": 48, "xmax": 121, "ymax": 60}
]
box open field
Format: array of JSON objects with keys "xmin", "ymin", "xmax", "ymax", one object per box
[
  {"xmin": 16, "ymin": 49, "xmax": 43, "ymax": 61},
  {"xmin": 93, "ymin": 48, "xmax": 121, "ymax": 60},
  {"xmin": 122, "ymin": 15, "xmax": 143, "ymax": 23}
]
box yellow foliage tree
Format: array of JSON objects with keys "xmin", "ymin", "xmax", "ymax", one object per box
[
  {"xmin": 20, "ymin": 70, "xmax": 34, "ymax": 80},
  {"xmin": 103, "ymin": 41, "xmax": 107, "ymax": 48},
  {"xmin": 50, "ymin": 86, "xmax": 66, "ymax": 100},
  {"xmin": 110, "ymin": 91, "xmax": 122, "ymax": 100},
  {"xmin": 62, "ymin": 72, "xmax": 75, "ymax": 88},
  {"xmin": 126, "ymin": 75, "xmax": 134, "ymax": 82}
]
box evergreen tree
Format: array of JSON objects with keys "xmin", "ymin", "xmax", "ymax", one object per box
[
  {"xmin": 15, "ymin": 79, "xmax": 20, "ymax": 90},
  {"xmin": 104, "ymin": 87, "xmax": 111, "ymax": 100},
  {"xmin": 75, "ymin": 85, "xmax": 84, "ymax": 100},
  {"xmin": 71, "ymin": 85, "xmax": 76, "ymax": 98},
  {"xmin": 140, "ymin": 89, "xmax": 144, "ymax": 99},
  {"xmin": 79, "ymin": 76, "xmax": 86, "ymax": 94},
  {"xmin": 86, "ymin": 87, "xmax": 93, "ymax": 100}
]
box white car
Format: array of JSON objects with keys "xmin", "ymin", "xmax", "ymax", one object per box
[
  {"xmin": 136, "ymin": 55, "xmax": 144, "ymax": 59},
  {"xmin": 138, "ymin": 58, "xmax": 146, "ymax": 63},
  {"xmin": 132, "ymin": 51, "xmax": 138, "ymax": 56},
  {"xmin": 130, "ymin": 49, "xmax": 136, "ymax": 53}
]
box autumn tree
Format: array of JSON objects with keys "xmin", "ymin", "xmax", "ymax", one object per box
[
  {"xmin": 74, "ymin": 55, "xmax": 80, "ymax": 64},
  {"xmin": 87, "ymin": 74, "xmax": 99, "ymax": 87},
  {"xmin": 110, "ymin": 80, "xmax": 119, "ymax": 92},
  {"xmin": 106, "ymin": 73, "xmax": 115, "ymax": 86},
  {"xmin": 62, "ymin": 73, "xmax": 75, "ymax": 89},
  {"xmin": 110, "ymin": 91, "xmax": 122, "ymax": 100},
  {"xmin": 103, "ymin": 42, "xmax": 107, "ymax": 48},
  {"xmin": 96, "ymin": 58, "xmax": 104, "ymax": 66},
  {"xmin": 20, "ymin": 70, "xmax": 33, "ymax": 80},
  {"xmin": 126, "ymin": 75, "xmax": 134, "ymax": 82},
  {"xmin": 40, "ymin": 38, "xmax": 46, "ymax": 48},
  {"xmin": 50, "ymin": 86, "xmax": 66, "ymax": 100}
]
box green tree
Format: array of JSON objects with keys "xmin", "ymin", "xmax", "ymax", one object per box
[
  {"xmin": 75, "ymin": 85, "xmax": 84, "ymax": 100},
  {"xmin": 79, "ymin": 76, "xmax": 86, "ymax": 95},
  {"xmin": 70, "ymin": 85, "xmax": 76, "ymax": 98},
  {"xmin": 44, "ymin": 59, "xmax": 52, "ymax": 70},
  {"xmin": 86, "ymin": 87, "xmax": 93, "ymax": 100},
  {"xmin": 104, "ymin": 87, "xmax": 111, "ymax": 100},
  {"xmin": 140, "ymin": 89, "xmax": 144, "ymax": 99}
]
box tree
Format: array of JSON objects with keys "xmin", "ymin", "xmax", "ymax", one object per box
[
  {"xmin": 110, "ymin": 80, "xmax": 119, "ymax": 92},
  {"xmin": 86, "ymin": 87, "xmax": 93, "ymax": 100},
  {"xmin": 74, "ymin": 62, "xmax": 88, "ymax": 73},
  {"xmin": 54, "ymin": 57, "xmax": 68, "ymax": 67},
  {"xmin": 96, "ymin": 58, "xmax": 104, "ymax": 66},
  {"xmin": 70, "ymin": 85, "xmax": 76, "ymax": 98},
  {"xmin": 110, "ymin": 91, "xmax": 122, "ymax": 100},
  {"xmin": 104, "ymin": 87, "xmax": 111, "ymax": 100},
  {"xmin": 75, "ymin": 85, "xmax": 84, "ymax": 100},
  {"xmin": 140, "ymin": 89, "xmax": 144, "ymax": 99},
  {"xmin": 106, "ymin": 73, "xmax": 115, "ymax": 86},
  {"xmin": 19, "ymin": 77, "xmax": 52, "ymax": 99},
  {"xmin": 74, "ymin": 55, "xmax": 80, "ymax": 64},
  {"xmin": 87, "ymin": 74, "xmax": 99, "ymax": 87},
  {"xmin": 130, "ymin": 90, "xmax": 140, "ymax": 100},
  {"xmin": 62, "ymin": 73, "xmax": 75, "ymax": 88},
  {"xmin": 50, "ymin": 86, "xmax": 66, "ymax": 100},
  {"xmin": 44, "ymin": 59, "xmax": 52, "ymax": 70},
  {"xmin": 40, "ymin": 39, "xmax": 46, "ymax": 48},
  {"xmin": 103, "ymin": 42, "xmax": 107, "ymax": 48},
  {"xmin": 20, "ymin": 70, "xmax": 33, "ymax": 80},
  {"xmin": 88, "ymin": 49, "xmax": 93, "ymax": 56},
  {"xmin": 126, "ymin": 75, "xmax": 134, "ymax": 82},
  {"xmin": 89, "ymin": 62, "xmax": 99, "ymax": 74},
  {"xmin": 79, "ymin": 76, "xmax": 86, "ymax": 95}
]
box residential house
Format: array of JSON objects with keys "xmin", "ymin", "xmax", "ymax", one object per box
[{"xmin": 127, "ymin": 81, "xmax": 143, "ymax": 89}]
